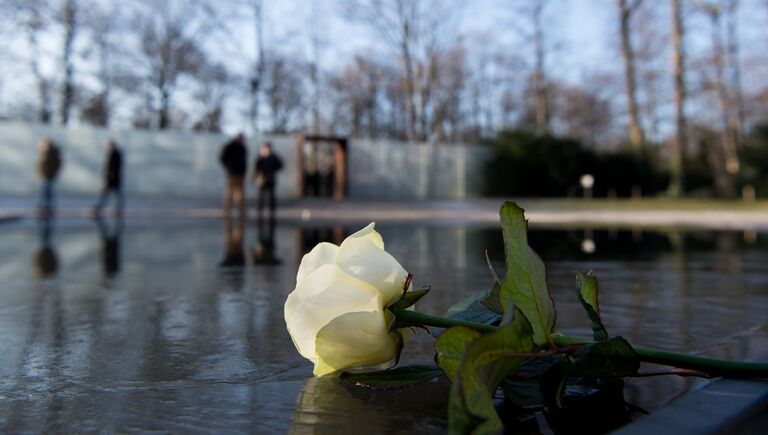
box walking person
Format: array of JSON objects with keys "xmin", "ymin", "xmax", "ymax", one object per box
[
  {"xmin": 253, "ymin": 142, "xmax": 283, "ymax": 217},
  {"xmin": 93, "ymin": 140, "xmax": 123, "ymax": 217},
  {"xmin": 36, "ymin": 138, "xmax": 62, "ymax": 216},
  {"xmin": 220, "ymin": 133, "xmax": 248, "ymax": 217}
]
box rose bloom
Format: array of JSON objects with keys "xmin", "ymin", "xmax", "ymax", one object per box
[{"xmin": 284, "ymin": 223, "xmax": 411, "ymax": 376}]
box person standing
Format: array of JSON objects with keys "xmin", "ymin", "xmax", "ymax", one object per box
[
  {"xmin": 253, "ymin": 142, "xmax": 283, "ymax": 217},
  {"xmin": 220, "ymin": 133, "xmax": 248, "ymax": 217},
  {"xmin": 93, "ymin": 140, "xmax": 123, "ymax": 217},
  {"xmin": 36, "ymin": 138, "xmax": 62, "ymax": 215}
]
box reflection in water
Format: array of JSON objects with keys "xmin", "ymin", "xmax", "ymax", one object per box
[
  {"xmin": 96, "ymin": 216, "xmax": 122, "ymax": 277},
  {"xmin": 1, "ymin": 223, "xmax": 768, "ymax": 432},
  {"xmin": 33, "ymin": 217, "xmax": 58, "ymax": 277},
  {"xmin": 252, "ymin": 215, "xmax": 281, "ymax": 266},
  {"xmin": 220, "ymin": 216, "xmax": 245, "ymax": 268},
  {"xmin": 290, "ymin": 376, "xmax": 449, "ymax": 434}
]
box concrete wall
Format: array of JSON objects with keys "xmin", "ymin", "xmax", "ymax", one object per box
[{"xmin": 0, "ymin": 122, "xmax": 491, "ymax": 200}]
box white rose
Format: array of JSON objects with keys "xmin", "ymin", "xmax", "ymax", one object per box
[{"xmin": 284, "ymin": 222, "xmax": 411, "ymax": 376}]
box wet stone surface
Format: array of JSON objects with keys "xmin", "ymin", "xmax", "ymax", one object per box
[{"xmin": 1, "ymin": 219, "xmax": 767, "ymax": 433}]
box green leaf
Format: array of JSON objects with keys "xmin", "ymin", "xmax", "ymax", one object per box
[
  {"xmin": 480, "ymin": 281, "xmax": 503, "ymax": 314},
  {"xmin": 448, "ymin": 307, "xmax": 534, "ymax": 435},
  {"xmin": 500, "ymin": 355, "xmax": 565, "ymax": 408},
  {"xmin": 433, "ymin": 290, "xmax": 502, "ymax": 337},
  {"xmin": 435, "ymin": 326, "xmax": 482, "ymax": 381},
  {"xmin": 499, "ymin": 202, "xmax": 556, "ymax": 347},
  {"xmin": 576, "ymin": 270, "xmax": 608, "ymax": 342},
  {"xmin": 500, "ymin": 377, "xmax": 545, "ymax": 409},
  {"xmin": 339, "ymin": 365, "xmax": 444, "ymax": 389},
  {"xmin": 568, "ymin": 337, "xmax": 639, "ymax": 378},
  {"xmin": 541, "ymin": 337, "xmax": 639, "ymax": 408},
  {"xmin": 391, "ymin": 287, "xmax": 430, "ymax": 311}
]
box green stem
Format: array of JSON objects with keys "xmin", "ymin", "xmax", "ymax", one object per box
[{"xmin": 395, "ymin": 310, "xmax": 768, "ymax": 378}]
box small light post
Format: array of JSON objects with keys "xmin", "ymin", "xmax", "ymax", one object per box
[{"xmin": 580, "ymin": 174, "xmax": 594, "ymax": 200}]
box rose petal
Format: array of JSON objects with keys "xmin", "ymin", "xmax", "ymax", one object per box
[
  {"xmin": 284, "ymin": 264, "xmax": 385, "ymax": 363},
  {"xmin": 313, "ymin": 310, "xmax": 398, "ymax": 376},
  {"xmin": 347, "ymin": 222, "xmax": 384, "ymax": 249},
  {"xmin": 336, "ymin": 228, "xmax": 407, "ymax": 305},
  {"xmin": 296, "ymin": 242, "xmax": 339, "ymax": 285}
]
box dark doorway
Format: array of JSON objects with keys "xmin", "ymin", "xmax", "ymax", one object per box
[{"xmin": 295, "ymin": 135, "xmax": 348, "ymax": 199}]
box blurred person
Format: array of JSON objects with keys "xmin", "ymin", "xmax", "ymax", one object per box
[
  {"xmin": 253, "ymin": 142, "xmax": 283, "ymax": 217},
  {"xmin": 93, "ymin": 140, "xmax": 123, "ymax": 217},
  {"xmin": 33, "ymin": 215, "xmax": 58, "ymax": 277},
  {"xmin": 219, "ymin": 133, "xmax": 248, "ymax": 217},
  {"xmin": 36, "ymin": 138, "xmax": 62, "ymax": 215}
]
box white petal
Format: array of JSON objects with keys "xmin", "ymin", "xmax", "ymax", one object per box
[
  {"xmin": 347, "ymin": 222, "xmax": 384, "ymax": 249},
  {"xmin": 336, "ymin": 229, "xmax": 407, "ymax": 305},
  {"xmin": 313, "ymin": 310, "xmax": 398, "ymax": 376},
  {"xmin": 284, "ymin": 264, "xmax": 385, "ymax": 363},
  {"xmin": 296, "ymin": 242, "xmax": 339, "ymax": 285}
]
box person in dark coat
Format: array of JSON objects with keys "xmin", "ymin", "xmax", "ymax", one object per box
[
  {"xmin": 93, "ymin": 140, "xmax": 123, "ymax": 216},
  {"xmin": 220, "ymin": 133, "xmax": 248, "ymax": 217},
  {"xmin": 253, "ymin": 142, "xmax": 283, "ymax": 217},
  {"xmin": 37, "ymin": 138, "xmax": 62, "ymax": 215}
]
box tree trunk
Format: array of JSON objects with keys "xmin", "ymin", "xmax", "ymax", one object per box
[
  {"xmin": 532, "ymin": 2, "xmax": 548, "ymax": 135},
  {"xmin": 28, "ymin": 16, "xmax": 51, "ymax": 124},
  {"xmin": 725, "ymin": 0, "xmax": 744, "ymax": 146},
  {"xmin": 617, "ymin": 0, "xmax": 645, "ymax": 151},
  {"xmin": 250, "ymin": 0, "xmax": 264, "ymax": 135},
  {"xmin": 60, "ymin": 0, "xmax": 77, "ymax": 125},
  {"xmin": 708, "ymin": 6, "xmax": 737, "ymax": 197},
  {"xmin": 400, "ymin": 17, "xmax": 418, "ymax": 142},
  {"xmin": 669, "ymin": 0, "xmax": 686, "ymax": 197}
]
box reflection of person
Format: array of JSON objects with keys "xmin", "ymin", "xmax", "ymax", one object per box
[
  {"xmin": 96, "ymin": 216, "xmax": 122, "ymax": 277},
  {"xmin": 254, "ymin": 142, "xmax": 283, "ymax": 216},
  {"xmin": 93, "ymin": 140, "xmax": 123, "ymax": 217},
  {"xmin": 220, "ymin": 216, "xmax": 245, "ymax": 267},
  {"xmin": 252, "ymin": 215, "xmax": 281, "ymax": 266},
  {"xmin": 33, "ymin": 216, "xmax": 58, "ymax": 277},
  {"xmin": 220, "ymin": 133, "xmax": 248, "ymax": 217},
  {"xmin": 36, "ymin": 138, "xmax": 62, "ymax": 215}
]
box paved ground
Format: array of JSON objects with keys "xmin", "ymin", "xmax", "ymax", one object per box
[{"xmin": 2, "ymin": 196, "xmax": 768, "ymax": 230}]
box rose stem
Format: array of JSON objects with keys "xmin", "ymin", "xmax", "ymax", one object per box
[{"xmin": 394, "ymin": 310, "xmax": 768, "ymax": 378}]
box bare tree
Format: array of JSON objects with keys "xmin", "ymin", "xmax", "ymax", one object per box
[
  {"xmin": 249, "ymin": 0, "xmax": 265, "ymax": 135},
  {"xmin": 530, "ymin": 1, "xmax": 549, "ymax": 135},
  {"xmin": 6, "ymin": 0, "xmax": 54, "ymax": 123},
  {"xmin": 430, "ymin": 43, "xmax": 466, "ymax": 142},
  {"xmin": 695, "ymin": 0, "xmax": 739, "ymax": 196},
  {"xmin": 328, "ymin": 56, "xmax": 384, "ymax": 137},
  {"xmin": 134, "ymin": 1, "xmax": 211, "ymax": 129},
  {"xmin": 346, "ymin": 0, "xmax": 460, "ymax": 142},
  {"xmin": 669, "ymin": 0, "xmax": 687, "ymax": 196},
  {"xmin": 192, "ymin": 62, "xmax": 230, "ymax": 132},
  {"xmin": 263, "ymin": 52, "xmax": 306, "ymax": 133},
  {"xmin": 616, "ymin": 0, "xmax": 646, "ymax": 150},
  {"xmin": 59, "ymin": 0, "xmax": 80, "ymax": 125},
  {"xmin": 724, "ymin": 0, "xmax": 743, "ymax": 144},
  {"xmin": 79, "ymin": 0, "xmax": 124, "ymax": 126}
]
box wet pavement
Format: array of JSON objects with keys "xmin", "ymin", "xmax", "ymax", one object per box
[{"xmin": 1, "ymin": 216, "xmax": 767, "ymax": 433}]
